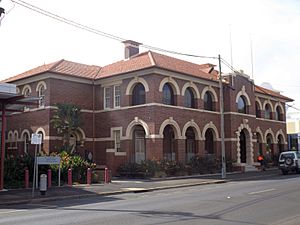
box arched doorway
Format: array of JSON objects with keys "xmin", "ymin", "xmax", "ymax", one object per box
[
  {"xmin": 277, "ymin": 134, "xmax": 284, "ymax": 153},
  {"xmin": 185, "ymin": 127, "xmax": 196, "ymax": 162},
  {"xmin": 240, "ymin": 130, "xmax": 247, "ymax": 163},
  {"xmin": 133, "ymin": 125, "xmax": 146, "ymax": 163},
  {"xmin": 163, "ymin": 125, "xmax": 176, "ymax": 161},
  {"xmin": 239, "ymin": 129, "xmax": 252, "ymax": 164},
  {"xmin": 204, "ymin": 128, "xmax": 215, "ymax": 155},
  {"xmin": 266, "ymin": 133, "xmax": 273, "ymax": 157}
]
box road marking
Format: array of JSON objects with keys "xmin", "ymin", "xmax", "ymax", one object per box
[
  {"xmin": 248, "ymin": 188, "xmax": 275, "ymax": 195},
  {"xmin": 0, "ymin": 210, "xmax": 27, "ymax": 215}
]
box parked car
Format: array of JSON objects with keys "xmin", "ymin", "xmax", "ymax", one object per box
[{"xmin": 278, "ymin": 151, "xmax": 300, "ymax": 175}]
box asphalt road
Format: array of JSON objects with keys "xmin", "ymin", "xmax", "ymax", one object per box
[{"xmin": 1, "ymin": 172, "xmax": 300, "ymax": 225}]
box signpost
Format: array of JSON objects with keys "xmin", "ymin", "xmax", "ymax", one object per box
[
  {"xmin": 31, "ymin": 133, "xmax": 42, "ymax": 198},
  {"xmin": 31, "ymin": 133, "xmax": 61, "ymax": 198}
]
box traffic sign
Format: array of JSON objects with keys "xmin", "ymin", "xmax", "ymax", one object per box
[{"xmin": 31, "ymin": 133, "xmax": 42, "ymax": 145}]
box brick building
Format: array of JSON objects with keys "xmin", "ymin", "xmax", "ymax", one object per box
[{"xmin": 4, "ymin": 41, "xmax": 293, "ymax": 174}]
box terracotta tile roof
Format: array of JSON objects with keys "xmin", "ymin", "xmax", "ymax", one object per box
[
  {"xmin": 98, "ymin": 51, "xmax": 154, "ymax": 78},
  {"xmin": 255, "ymin": 85, "xmax": 293, "ymax": 102},
  {"xmin": 3, "ymin": 60, "xmax": 101, "ymax": 82},
  {"xmin": 96, "ymin": 51, "xmax": 218, "ymax": 81}
]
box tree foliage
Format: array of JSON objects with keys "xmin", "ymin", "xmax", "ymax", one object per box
[{"xmin": 50, "ymin": 103, "xmax": 81, "ymax": 153}]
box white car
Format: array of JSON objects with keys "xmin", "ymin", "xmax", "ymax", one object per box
[{"xmin": 278, "ymin": 151, "xmax": 300, "ymax": 175}]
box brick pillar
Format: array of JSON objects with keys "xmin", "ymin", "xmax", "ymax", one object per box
[
  {"xmin": 197, "ymin": 140, "xmax": 204, "ymax": 156},
  {"xmin": 146, "ymin": 138, "xmax": 163, "ymax": 160},
  {"xmin": 177, "ymin": 139, "xmax": 186, "ymax": 163}
]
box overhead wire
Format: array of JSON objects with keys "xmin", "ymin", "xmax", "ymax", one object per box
[
  {"xmin": 9, "ymin": 0, "xmax": 300, "ymax": 112},
  {"xmin": 11, "ymin": 0, "xmax": 216, "ymax": 60}
]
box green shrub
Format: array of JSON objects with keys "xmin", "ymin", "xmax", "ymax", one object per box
[
  {"xmin": 50, "ymin": 151, "xmax": 96, "ymax": 184},
  {"xmin": 4, "ymin": 154, "xmax": 34, "ymax": 188}
]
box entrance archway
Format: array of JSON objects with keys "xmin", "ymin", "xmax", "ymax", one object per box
[
  {"xmin": 240, "ymin": 130, "xmax": 247, "ymax": 163},
  {"xmin": 163, "ymin": 125, "xmax": 176, "ymax": 161},
  {"xmin": 238, "ymin": 128, "xmax": 252, "ymax": 164},
  {"xmin": 133, "ymin": 125, "xmax": 146, "ymax": 163}
]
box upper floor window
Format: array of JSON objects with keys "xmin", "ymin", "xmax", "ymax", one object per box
[
  {"xmin": 237, "ymin": 96, "xmax": 247, "ymax": 114},
  {"xmin": 114, "ymin": 85, "xmax": 121, "ymax": 108},
  {"xmin": 38, "ymin": 84, "xmax": 46, "ymax": 107},
  {"xmin": 132, "ymin": 83, "xmax": 145, "ymax": 106},
  {"xmin": 265, "ymin": 104, "xmax": 272, "ymax": 119},
  {"xmin": 275, "ymin": 106, "xmax": 283, "ymax": 121},
  {"xmin": 255, "ymin": 101, "xmax": 261, "ymax": 118},
  {"xmin": 162, "ymin": 83, "xmax": 174, "ymax": 105},
  {"xmin": 184, "ymin": 88, "xmax": 195, "ymax": 108},
  {"xmin": 104, "ymin": 87, "xmax": 111, "ymax": 109},
  {"xmin": 204, "ymin": 91, "xmax": 214, "ymax": 111}
]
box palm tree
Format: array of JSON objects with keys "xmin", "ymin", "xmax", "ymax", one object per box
[{"xmin": 50, "ymin": 103, "xmax": 81, "ymax": 153}]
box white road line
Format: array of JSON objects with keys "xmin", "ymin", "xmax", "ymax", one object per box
[
  {"xmin": 0, "ymin": 210, "xmax": 27, "ymax": 215},
  {"xmin": 248, "ymin": 188, "xmax": 276, "ymax": 195}
]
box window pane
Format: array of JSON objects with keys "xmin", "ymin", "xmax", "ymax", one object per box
[
  {"xmin": 184, "ymin": 88, "xmax": 195, "ymax": 108},
  {"xmin": 163, "ymin": 83, "xmax": 174, "ymax": 105},
  {"xmin": 132, "ymin": 83, "xmax": 145, "ymax": 105},
  {"xmin": 237, "ymin": 96, "xmax": 246, "ymax": 114},
  {"xmin": 114, "ymin": 130, "xmax": 121, "ymax": 152},
  {"xmin": 104, "ymin": 87, "xmax": 111, "ymax": 109},
  {"xmin": 204, "ymin": 92, "xmax": 213, "ymax": 111},
  {"xmin": 265, "ymin": 104, "xmax": 271, "ymax": 119},
  {"xmin": 114, "ymin": 86, "xmax": 121, "ymax": 107}
]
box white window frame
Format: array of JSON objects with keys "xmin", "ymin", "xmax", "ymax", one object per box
[
  {"xmin": 113, "ymin": 130, "xmax": 121, "ymax": 152},
  {"xmin": 114, "ymin": 85, "xmax": 121, "ymax": 108},
  {"xmin": 104, "ymin": 87, "xmax": 111, "ymax": 109},
  {"xmin": 38, "ymin": 85, "xmax": 46, "ymax": 108}
]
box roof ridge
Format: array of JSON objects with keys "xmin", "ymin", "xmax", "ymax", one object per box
[
  {"xmin": 148, "ymin": 51, "xmax": 156, "ymax": 66},
  {"xmin": 49, "ymin": 59, "xmax": 65, "ymax": 71}
]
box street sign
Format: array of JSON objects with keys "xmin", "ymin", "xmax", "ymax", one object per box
[
  {"xmin": 37, "ymin": 156, "xmax": 61, "ymax": 165},
  {"xmin": 31, "ymin": 133, "xmax": 42, "ymax": 145}
]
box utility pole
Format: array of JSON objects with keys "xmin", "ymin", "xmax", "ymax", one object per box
[{"xmin": 218, "ymin": 54, "xmax": 226, "ymax": 179}]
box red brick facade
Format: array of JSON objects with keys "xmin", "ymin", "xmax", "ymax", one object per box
[{"xmin": 5, "ymin": 51, "xmax": 292, "ymax": 175}]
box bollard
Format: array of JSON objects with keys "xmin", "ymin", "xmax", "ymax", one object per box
[
  {"xmin": 87, "ymin": 168, "xmax": 92, "ymax": 185},
  {"xmin": 104, "ymin": 167, "xmax": 108, "ymax": 183},
  {"xmin": 68, "ymin": 168, "xmax": 72, "ymax": 186},
  {"xmin": 40, "ymin": 174, "xmax": 47, "ymax": 196},
  {"xmin": 47, "ymin": 169, "xmax": 52, "ymax": 188},
  {"xmin": 24, "ymin": 169, "xmax": 29, "ymax": 189}
]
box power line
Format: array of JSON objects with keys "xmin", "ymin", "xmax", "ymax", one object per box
[{"xmin": 11, "ymin": 0, "xmax": 216, "ymax": 60}]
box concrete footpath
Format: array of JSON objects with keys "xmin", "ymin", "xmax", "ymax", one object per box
[{"xmin": 0, "ymin": 169, "xmax": 279, "ymax": 206}]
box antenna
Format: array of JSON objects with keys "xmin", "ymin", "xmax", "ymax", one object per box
[
  {"xmin": 250, "ymin": 34, "xmax": 254, "ymax": 80},
  {"xmin": 229, "ymin": 24, "xmax": 233, "ymax": 67}
]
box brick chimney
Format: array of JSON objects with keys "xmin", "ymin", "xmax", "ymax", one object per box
[{"xmin": 122, "ymin": 40, "xmax": 142, "ymax": 59}]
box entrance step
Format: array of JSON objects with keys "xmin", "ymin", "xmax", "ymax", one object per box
[{"xmin": 244, "ymin": 165, "xmax": 259, "ymax": 172}]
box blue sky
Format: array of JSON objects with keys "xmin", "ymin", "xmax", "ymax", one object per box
[{"xmin": 1, "ymin": 0, "xmax": 300, "ymax": 112}]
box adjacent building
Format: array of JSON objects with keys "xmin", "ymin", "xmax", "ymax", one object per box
[{"xmin": 3, "ymin": 41, "xmax": 293, "ymax": 174}]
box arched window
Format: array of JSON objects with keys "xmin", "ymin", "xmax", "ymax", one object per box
[
  {"xmin": 23, "ymin": 132, "xmax": 30, "ymax": 154},
  {"xmin": 205, "ymin": 128, "xmax": 215, "ymax": 155},
  {"xmin": 265, "ymin": 104, "xmax": 272, "ymax": 119},
  {"xmin": 255, "ymin": 102, "xmax": 261, "ymax": 118},
  {"xmin": 14, "ymin": 132, "xmax": 18, "ymax": 148},
  {"xmin": 277, "ymin": 135, "xmax": 284, "ymax": 153},
  {"xmin": 162, "ymin": 83, "xmax": 174, "ymax": 105},
  {"xmin": 275, "ymin": 106, "xmax": 282, "ymax": 121},
  {"xmin": 38, "ymin": 84, "xmax": 46, "ymax": 107},
  {"xmin": 184, "ymin": 88, "xmax": 195, "ymax": 108},
  {"xmin": 132, "ymin": 83, "xmax": 145, "ymax": 106},
  {"xmin": 23, "ymin": 87, "xmax": 31, "ymax": 97},
  {"xmin": 185, "ymin": 127, "xmax": 196, "ymax": 162},
  {"xmin": 237, "ymin": 96, "xmax": 247, "ymax": 114},
  {"xmin": 266, "ymin": 134, "xmax": 273, "ymax": 157},
  {"xmin": 204, "ymin": 91, "xmax": 214, "ymax": 111},
  {"xmin": 37, "ymin": 131, "xmax": 44, "ymax": 154},
  {"xmin": 163, "ymin": 125, "xmax": 176, "ymax": 160}
]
